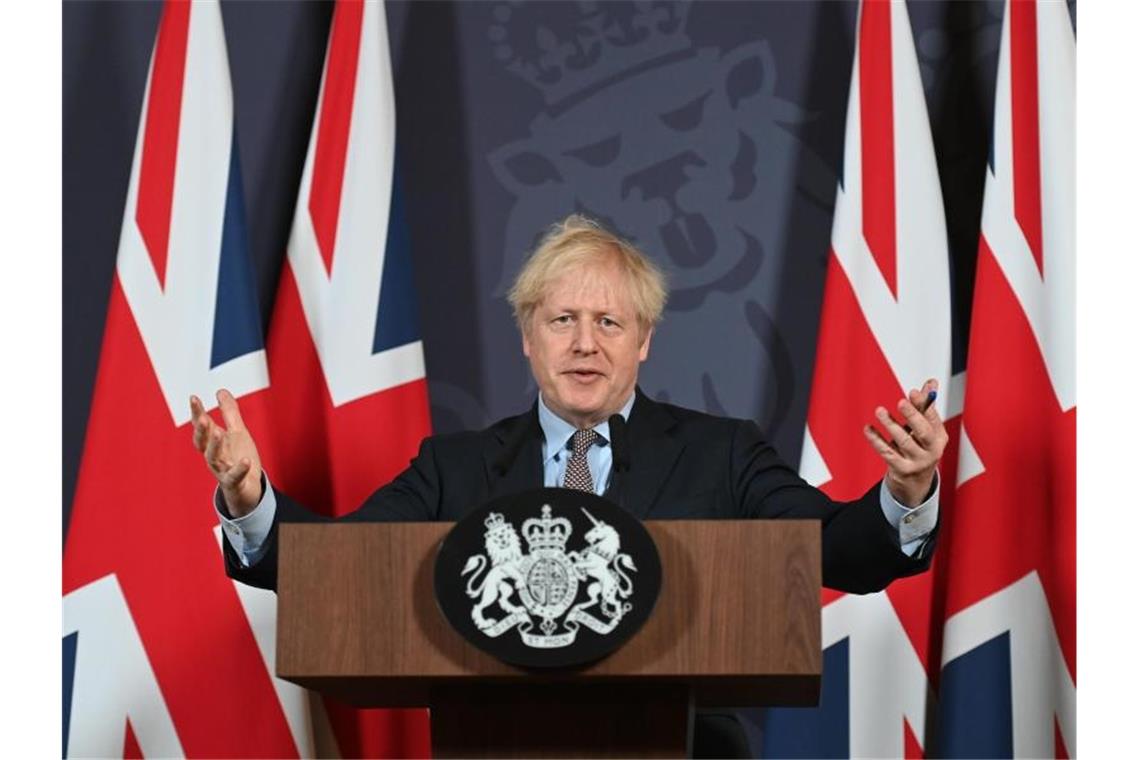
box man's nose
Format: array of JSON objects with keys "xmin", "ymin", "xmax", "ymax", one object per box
[{"xmin": 571, "ymin": 321, "xmax": 598, "ymax": 353}]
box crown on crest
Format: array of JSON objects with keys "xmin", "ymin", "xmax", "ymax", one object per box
[
  {"xmin": 487, "ymin": 1, "xmax": 692, "ymax": 106},
  {"xmin": 484, "ymin": 512, "xmax": 516, "ymax": 545},
  {"xmin": 522, "ymin": 505, "xmax": 573, "ymax": 552}
]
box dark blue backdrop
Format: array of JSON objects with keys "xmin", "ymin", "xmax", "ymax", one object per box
[{"xmin": 65, "ymin": 0, "xmax": 1039, "ymax": 536}]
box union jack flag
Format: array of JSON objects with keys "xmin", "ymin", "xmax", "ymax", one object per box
[
  {"xmin": 763, "ymin": 1, "xmax": 1074, "ymax": 756},
  {"xmin": 939, "ymin": 0, "xmax": 1075, "ymax": 754},
  {"xmin": 62, "ymin": 0, "xmax": 431, "ymax": 756},
  {"xmin": 261, "ymin": 0, "xmax": 431, "ymax": 755},
  {"xmin": 764, "ymin": 1, "xmax": 956, "ymax": 755}
]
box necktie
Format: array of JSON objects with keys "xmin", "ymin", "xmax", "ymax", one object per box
[{"xmin": 562, "ymin": 428, "xmax": 599, "ymax": 493}]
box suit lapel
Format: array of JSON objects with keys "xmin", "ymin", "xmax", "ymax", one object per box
[
  {"xmin": 484, "ymin": 405, "xmax": 544, "ymax": 499},
  {"xmin": 618, "ymin": 390, "xmax": 684, "ymax": 520}
]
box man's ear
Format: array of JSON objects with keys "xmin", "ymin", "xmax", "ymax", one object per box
[
  {"xmin": 638, "ymin": 326, "xmax": 654, "ymax": 361},
  {"xmin": 522, "ymin": 324, "xmax": 532, "ymax": 358}
]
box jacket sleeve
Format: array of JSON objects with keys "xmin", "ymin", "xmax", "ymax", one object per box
[
  {"xmin": 223, "ymin": 435, "xmax": 446, "ymax": 591},
  {"xmin": 729, "ymin": 420, "xmax": 938, "ymax": 594}
]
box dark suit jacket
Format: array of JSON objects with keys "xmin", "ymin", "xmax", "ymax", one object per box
[{"xmin": 224, "ymin": 389, "xmax": 935, "ymax": 593}]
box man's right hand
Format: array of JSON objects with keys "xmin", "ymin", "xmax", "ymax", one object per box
[{"xmin": 190, "ymin": 389, "xmax": 263, "ymax": 518}]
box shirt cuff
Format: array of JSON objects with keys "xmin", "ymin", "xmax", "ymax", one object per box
[
  {"xmin": 214, "ymin": 473, "xmax": 277, "ymax": 567},
  {"xmin": 878, "ymin": 472, "xmax": 939, "ymax": 557}
]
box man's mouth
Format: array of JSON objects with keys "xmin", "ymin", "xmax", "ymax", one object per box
[{"xmin": 563, "ymin": 369, "xmax": 604, "ymax": 383}]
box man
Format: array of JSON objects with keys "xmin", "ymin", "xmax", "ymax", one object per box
[
  {"xmin": 195, "ymin": 213, "xmax": 944, "ymax": 588},
  {"xmin": 193, "ymin": 214, "xmax": 946, "ymax": 752}
]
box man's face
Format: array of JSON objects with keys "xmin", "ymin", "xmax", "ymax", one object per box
[{"xmin": 523, "ymin": 257, "xmax": 653, "ymax": 429}]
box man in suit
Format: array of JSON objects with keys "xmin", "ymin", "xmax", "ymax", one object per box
[{"xmin": 192, "ymin": 213, "xmax": 946, "ymax": 755}]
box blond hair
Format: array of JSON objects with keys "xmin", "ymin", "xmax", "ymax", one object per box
[{"xmin": 507, "ymin": 214, "xmax": 667, "ymax": 335}]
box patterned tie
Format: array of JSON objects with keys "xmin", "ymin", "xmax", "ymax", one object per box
[{"xmin": 562, "ymin": 428, "xmax": 599, "ymax": 493}]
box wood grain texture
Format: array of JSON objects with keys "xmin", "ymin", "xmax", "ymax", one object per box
[{"xmin": 277, "ymin": 520, "xmax": 821, "ymax": 708}]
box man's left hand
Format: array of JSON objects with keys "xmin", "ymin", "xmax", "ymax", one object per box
[{"xmin": 862, "ymin": 378, "xmax": 948, "ymax": 508}]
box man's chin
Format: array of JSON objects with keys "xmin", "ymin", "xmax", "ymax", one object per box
[{"xmin": 551, "ymin": 393, "xmax": 608, "ymax": 425}]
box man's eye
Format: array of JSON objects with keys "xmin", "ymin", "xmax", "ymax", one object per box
[
  {"xmin": 599, "ymin": 317, "xmax": 619, "ymax": 329},
  {"xmin": 553, "ymin": 315, "xmax": 573, "ymax": 324}
]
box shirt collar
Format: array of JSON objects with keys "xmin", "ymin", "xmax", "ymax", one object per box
[{"xmin": 537, "ymin": 392, "xmax": 636, "ymax": 465}]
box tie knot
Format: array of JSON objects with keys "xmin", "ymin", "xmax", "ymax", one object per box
[{"xmin": 570, "ymin": 428, "xmax": 599, "ymax": 455}]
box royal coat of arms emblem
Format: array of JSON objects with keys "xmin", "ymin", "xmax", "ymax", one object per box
[
  {"xmin": 434, "ymin": 487, "xmax": 661, "ymax": 668},
  {"xmin": 461, "ymin": 504, "xmax": 637, "ymax": 648}
]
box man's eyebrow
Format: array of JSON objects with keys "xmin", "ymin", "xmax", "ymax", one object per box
[{"xmin": 549, "ymin": 305, "xmax": 628, "ymax": 318}]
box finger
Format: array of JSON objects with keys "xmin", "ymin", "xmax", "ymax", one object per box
[
  {"xmin": 897, "ymin": 397, "xmax": 934, "ymax": 444},
  {"xmin": 909, "ymin": 386, "xmax": 949, "ymax": 441},
  {"xmin": 912, "ymin": 377, "xmax": 939, "ymax": 400},
  {"xmin": 908, "ymin": 386, "xmax": 932, "ymax": 411},
  {"xmin": 204, "ymin": 426, "xmax": 229, "ymax": 473},
  {"xmin": 190, "ymin": 395, "xmax": 209, "ymax": 451},
  {"xmin": 192, "ymin": 413, "xmax": 214, "ymax": 452},
  {"xmin": 193, "ymin": 408, "xmax": 219, "ymax": 452},
  {"xmin": 875, "ymin": 407, "xmax": 923, "ymax": 454},
  {"xmin": 219, "ymin": 458, "xmax": 251, "ymax": 490},
  {"xmin": 216, "ymin": 389, "xmax": 246, "ymax": 432},
  {"xmin": 863, "ymin": 424, "xmax": 901, "ymax": 463}
]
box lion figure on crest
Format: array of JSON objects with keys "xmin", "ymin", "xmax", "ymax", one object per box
[{"xmin": 462, "ymin": 514, "xmax": 527, "ymax": 630}]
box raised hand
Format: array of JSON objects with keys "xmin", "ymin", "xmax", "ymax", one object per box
[
  {"xmin": 190, "ymin": 389, "xmax": 263, "ymax": 518},
  {"xmin": 862, "ymin": 378, "xmax": 948, "ymax": 508}
]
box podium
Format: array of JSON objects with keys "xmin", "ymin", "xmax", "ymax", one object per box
[{"xmin": 277, "ymin": 521, "xmax": 821, "ymax": 758}]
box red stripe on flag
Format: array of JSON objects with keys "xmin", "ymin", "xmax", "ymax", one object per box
[
  {"xmin": 904, "ymin": 717, "xmax": 924, "ymax": 759},
  {"xmin": 123, "ymin": 719, "xmax": 143, "ymax": 760},
  {"xmin": 308, "ymin": 0, "xmax": 364, "ymax": 277},
  {"xmin": 1010, "ymin": 0, "xmax": 1044, "ymax": 276},
  {"xmin": 807, "ymin": 253, "xmax": 903, "ymax": 503},
  {"xmin": 135, "ymin": 0, "xmax": 191, "ymax": 290},
  {"xmin": 858, "ymin": 0, "xmax": 898, "ymax": 298}
]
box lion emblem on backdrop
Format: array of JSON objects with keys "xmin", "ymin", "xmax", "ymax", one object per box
[{"xmin": 484, "ymin": 1, "xmax": 837, "ymax": 438}]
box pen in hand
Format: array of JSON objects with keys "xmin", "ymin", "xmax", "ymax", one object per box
[{"xmin": 903, "ymin": 389, "xmax": 938, "ymax": 437}]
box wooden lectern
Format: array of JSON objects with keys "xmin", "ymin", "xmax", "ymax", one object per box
[{"xmin": 277, "ymin": 521, "xmax": 821, "ymax": 758}]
